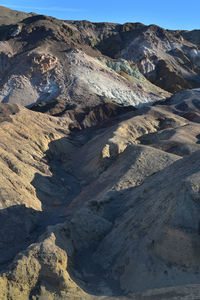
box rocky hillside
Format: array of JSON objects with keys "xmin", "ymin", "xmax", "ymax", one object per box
[
  {"xmin": 0, "ymin": 8, "xmax": 200, "ymax": 108},
  {"xmin": 0, "ymin": 88, "xmax": 200, "ymax": 299},
  {"xmin": 0, "ymin": 12, "xmax": 169, "ymax": 108},
  {"xmin": 1, "ymin": 5, "xmax": 200, "ymax": 300}
]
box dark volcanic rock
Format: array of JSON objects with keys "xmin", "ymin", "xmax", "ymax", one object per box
[
  {"xmin": 30, "ymin": 99, "xmax": 134, "ymax": 130},
  {"xmin": 0, "ymin": 103, "xmax": 19, "ymax": 123}
]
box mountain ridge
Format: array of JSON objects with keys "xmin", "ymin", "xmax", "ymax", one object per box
[{"xmin": 0, "ymin": 7, "xmax": 200, "ymax": 108}]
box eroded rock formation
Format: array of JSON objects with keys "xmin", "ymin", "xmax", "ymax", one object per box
[{"xmin": 0, "ymin": 5, "xmax": 200, "ymax": 300}]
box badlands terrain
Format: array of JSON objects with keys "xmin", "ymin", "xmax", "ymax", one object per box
[{"xmin": 1, "ymin": 5, "xmax": 200, "ymax": 300}]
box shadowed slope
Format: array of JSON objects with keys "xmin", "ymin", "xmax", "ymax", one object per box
[{"xmin": 0, "ymin": 90, "xmax": 200, "ymax": 298}]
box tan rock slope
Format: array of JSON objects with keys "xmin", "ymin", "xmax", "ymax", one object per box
[{"xmin": 0, "ymin": 89, "xmax": 199, "ymax": 299}]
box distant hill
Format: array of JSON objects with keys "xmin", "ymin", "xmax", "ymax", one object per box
[{"xmin": 0, "ymin": 6, "xmax": 35, "ymax": 25}]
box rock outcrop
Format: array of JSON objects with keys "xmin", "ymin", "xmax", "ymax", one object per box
[{"xmin": 0, "ymin": 7, "xmax": 200, "ymax": 107}]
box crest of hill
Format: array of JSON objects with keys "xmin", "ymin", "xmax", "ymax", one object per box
[{"xmin": 0, "ymin": 6, "xmax": 36, "ymax": 25}]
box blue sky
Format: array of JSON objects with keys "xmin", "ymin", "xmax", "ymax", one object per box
[{"xmin": 1, "ymin": 0, "xmax": 200, "ymax": 30}]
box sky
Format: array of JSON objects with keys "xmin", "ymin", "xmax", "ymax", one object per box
[{"xmin": 1, "ymin": 0, "xmax": 200, "ymax": 30}]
